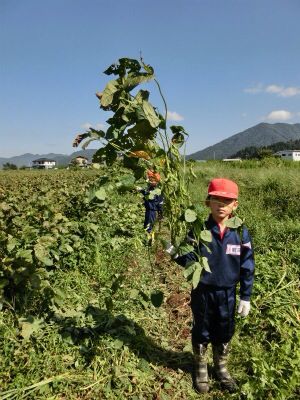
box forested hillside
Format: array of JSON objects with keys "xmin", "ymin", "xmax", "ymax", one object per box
[
  {"xmin": 187, "ymin": 123, "xmax": 300, "ymax": 160},
  {"xmin": 230, "ymin": 139, "xmax": 300, "ymax": 159}
]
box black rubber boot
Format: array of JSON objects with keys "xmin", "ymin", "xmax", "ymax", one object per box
[
  {"xmin": 193, "ymin": 343, "xmax": 209, "ymax": 393},
  {"xmin": 213, "ymin": 343, "xmax": 238, "ymax": 393}
]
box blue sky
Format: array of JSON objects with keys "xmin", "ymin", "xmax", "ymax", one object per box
[{"xmin": 1, "ymin": 0, "xmax": 300, "ymax": 157}]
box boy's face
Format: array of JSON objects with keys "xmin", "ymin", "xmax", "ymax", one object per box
[
  {"xmin": 149, "ymin": 180, "xmax": 158, "ymax": 187},
  {"xmin": 207, "ymin": 195, "xmax": 238, "ymax": 222}
]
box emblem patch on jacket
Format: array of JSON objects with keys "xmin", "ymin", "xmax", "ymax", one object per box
[{"xmin": 226, "ymin": 244, "xmax": 241, "ymax": 255}]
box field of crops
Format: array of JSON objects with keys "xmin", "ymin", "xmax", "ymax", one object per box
[{"xmin": 0, "ymin": 160, "xmax": 299, "ymax": 399}]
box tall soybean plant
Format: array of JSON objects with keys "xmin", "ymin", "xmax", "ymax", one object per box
[{"xmin": 73, "ymin": 57, "xmax": 213, "ymax": 287}]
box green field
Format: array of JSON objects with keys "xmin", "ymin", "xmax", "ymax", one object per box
[{"xmin": 0, "ymin": 161, "xmax": 299, "ymax": 399}]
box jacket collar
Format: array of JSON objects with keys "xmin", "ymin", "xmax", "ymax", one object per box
[{"xmin": 206, "ymin": 214, "xmax": 230, "ymax": 238}]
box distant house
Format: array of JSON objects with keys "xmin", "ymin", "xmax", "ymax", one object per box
[
  {"xmin": 222, "ymin": 158, "xmax": 242, "ymax": 162},
  {"xmin": 70, "ymin": 155, "xmax": 90, "ymax": 167},
  {"xmin": 32, "ymin": 158, "xmax": 56, "ymax": 169},
  {"xmin": 274, "ymin": 150, "xmax": 300, "ymax": 161}
]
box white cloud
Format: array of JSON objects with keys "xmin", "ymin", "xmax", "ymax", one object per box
[
  {"xmin": 264, "ymin": 110, "xmax": 293, "ymax": 121},
  {"xmin": 167, "ymin": 111, "xmax": 184, "ymax": 121},
  {"xmin": 280, "ymin": 87, "xmax": 300, "ymax": 97},
  {"xmin": 266, "ymin": 84, "xmax": 300, "ymax": 97},
  {"xmin": 81, "ymin": 122, "xmax": 105, "ymax": 130},
  {"xmin": 265, "ymin": 84, "xmax": 283, "ymax": 94},
  {"xmin": 245, "ymin": 83, "xmax": 300, "ymax": 97}
]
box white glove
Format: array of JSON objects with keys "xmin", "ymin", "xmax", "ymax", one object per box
[
  {"xmin": 165, "ymin": 243, "xmax": 178, "ymax": 258},
  {"xmin": 237, "ymin": 299, "xmax": 250, "ymax": 317}
]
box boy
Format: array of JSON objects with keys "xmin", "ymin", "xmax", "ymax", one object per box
[
  {"xmin": 138, "ymin": 169, "xmax": 164, "ymax": 240},
  {"xmin": 172, "ymin": 178, "xmax": 255, "ymax": 393}
]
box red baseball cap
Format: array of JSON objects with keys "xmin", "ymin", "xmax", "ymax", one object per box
[
  {"xmin": 208, "ymin": 178, "xmax": 238, "ymax": 199},
  {"xmin": 147, "ymin": 169, "xmax": 161, "ymax": 183}
]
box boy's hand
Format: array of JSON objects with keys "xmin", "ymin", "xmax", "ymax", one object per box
[
  {"xmin": 165, "ymin": 243, "xmax": 178, "ymax": 259},
  {"xmin": 237, "ymin": 300, "xmax": 250, "ymax": 317}
]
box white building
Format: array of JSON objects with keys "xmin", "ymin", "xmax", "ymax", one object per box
[
  {"xmin": 70, "ymin": 155, "xmax": 89, "ymax": 167},
  {"xmin": 274, "ymin": 150, "xmax": 300, "ymax": 161},
  {"xmin": 222, "ymin": 158, "xmax": 242, "ymax": 162},
  {"xmin": 32, "ymin": 158, "xmax": 56, "ymax": 169}
]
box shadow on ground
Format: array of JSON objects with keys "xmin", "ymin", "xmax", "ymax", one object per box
[{"xmin": 57, "ymin": 305, "xmax": 193, "ymax": 373}]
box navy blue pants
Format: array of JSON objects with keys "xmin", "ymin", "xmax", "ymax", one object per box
[
  {"xmin": 191, "ymin": 284, "xmax": 236, "ymax": 345},
  {"xmin": 144, "ymin": 209, "xmax": 157, "ymax": 233}
]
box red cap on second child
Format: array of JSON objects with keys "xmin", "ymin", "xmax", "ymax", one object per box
[
  {"xmin": 208, "ymin": 178, "xmax": 238, "ymax": 199},
  {"xmin": 147, "ymin": 170, "xmax": 161, "ymax": 183}
]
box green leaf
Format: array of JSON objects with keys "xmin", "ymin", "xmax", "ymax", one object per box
[
  {"xmin": 106, "ymin": 126, "xmax": 123, "ymax": 140},
  {"xmin": 105, "ymin": 147, "xmax": 118, "ymax": 166},
  {"xmin": 116, "ymin": 174, "xmax": 136, "ymax": 192},
  {"xmin": 18, "ymin": 316, "xmax": 44, "ymax": 341},
  {"xmin": 95, "ymin": 188, "xmax": 106, "ymax": 201},
  {"xmin": 192, "ymin": 263, "xmax": 203, "ymax": 289},
  {"xmin": 29, "ymin": 273, "xmax": 42, "ymax": 289},
  {"xmin": 129, "ymin": 289, "xmax": 140, "ymax": 299},
  {"xmin": 80, "ymin": 128, "xmax": 106, "ymax": 149},
  {"xmin": 225, "ymin": 216, "xmax": 243, "ymax": 229},
  {"xmin": 16, "ymin": 249, "xmax": 33, "ymax": 263},
  {"xmin": 200, "ymin": 230, "xmax": 212, "ymax": 243},
  {"xmin": 170, "ymin": 125, "xmax": 188, "ymax": 135},
  {"xmin": 171, "ymin": 133, "xmax": 185, "ymax": 148},
  {"xmin": 148, "ymin": 188, "xmax": 161, "ymax": 200},
  {"xmin": 123, "ymin": 72, "xmax": 154, "ymax": 91},
  {"xmin": 127, "ymin": 120, "xmax": 156, "ymax": 139},
  {"xmin": 142, "ymin": 100, "xmax": 160, "ymax": 128},
  {"xmin": 7, "ymin": 237, "xmax": 18, "ymax": 252},
  {"xmin": 201, "ymin": 257, "xmax": 211, "ymax": 273},
  {"xmin": 104, "ymin": 58, "xmax": 141, "ymax": 76},
  {"xmin": 34, "ymin": 244, "xmax": 53, "ymax": 266},
  {"xmin": 178, "ymin": 243, "xmax": 194, "ymax": 256},
  {"xmin": 113, "ymin": 339, "xmax": 124, "ymax": 349},
  {"xmin": 150, "ymin": 290, "xmax": 164, "ymax": 308},
  {"xmin": 184, "ymin": 209, "xmax": 197, "ymax": 223},
  {"xmin": 60, "ymin": 243, "xmax": 74, "ymax": 253},
  {"xmin": 183, "ymin": 262, "xmax": 197, "ymax": 279},
  {"xmin": 61, "ymin": 331, "xmax": 74, "ymax": 345},
  {"xmin": 54, "ymin": 287, "xmax": 66, "ymax": 300},
  {"xmin": 101, "ymin": 80, "xmax": 119, "ymax": 107},
  {"xmin": 135, "ymin": 89, "xmax": 150, "ymax": 102},
  {"xmin": 0, "ymin": 202, "xmax": 11, "ymax": 211},
  {"xmin": 141, "ymin": 61, "xmax": 154, "ymax": 75},
  {"xmin": 110, "ymin": 274, "xmax": 124, "ymax": 294},
  {"xmin": 92, "ymin": 147, "xmax": 106, "ymax": 163}
]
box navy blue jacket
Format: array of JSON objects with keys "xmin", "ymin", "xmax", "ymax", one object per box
[
  {"xmin": 141, "ymin": 187, "xmax": 164, "ymax": 212},
  {"xmin": 175, "ymin": 215, "xmax": 255, "ymax": 301}
]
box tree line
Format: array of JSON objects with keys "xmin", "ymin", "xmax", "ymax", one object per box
[{"xmin": 230, "ymin": 139, "xmax": 300, "ymax": 159}]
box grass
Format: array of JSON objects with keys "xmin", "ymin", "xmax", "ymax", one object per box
[{"xmin": 0, "ymin": 161, "xmax": 299, "ymax": 399}]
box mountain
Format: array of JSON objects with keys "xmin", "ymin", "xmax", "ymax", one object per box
[
  {"xmin": 187, "ymin": 123, "xmax": 300, "ymax": 160},
  {"xmin": 0, "ymin": 149, "xmax": 98, "ymax": 168},
  {"xmin": 3, "ymin": 122, "xmax": 300, "ymax": 166}
]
